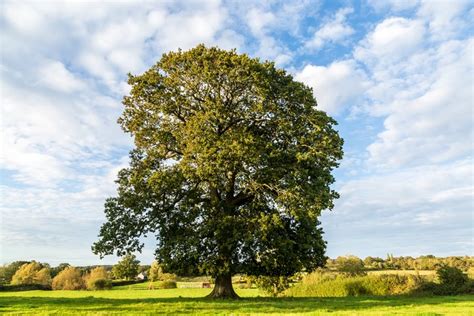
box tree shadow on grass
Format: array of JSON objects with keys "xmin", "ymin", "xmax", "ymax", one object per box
[{"xmin": 0, "ymin": 295, "xmax": 472, "ymax": 314}]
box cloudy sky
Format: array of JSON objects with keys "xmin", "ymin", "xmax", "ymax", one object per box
[{"xmin": 1, "ymin": 0, "xmax": 472, "ymax": 266}]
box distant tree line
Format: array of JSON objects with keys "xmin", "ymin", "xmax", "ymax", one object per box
[
  {"xmin": 1, "ymin": 254, "xmax": 472, "ymax": 291},
  {"xmin": 0, "ymin": 254, "xmax": 148, "ymax": 290},
  {"xmin": 326, "ymin": 255, "xmax": 474, "ymax": 272}
]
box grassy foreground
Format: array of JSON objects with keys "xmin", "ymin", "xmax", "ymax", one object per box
[{"xmin": 0, "ymin": 285, "xmax": 473, "ymax": 315}]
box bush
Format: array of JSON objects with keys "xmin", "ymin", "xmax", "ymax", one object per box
[
  {"xmin": 284, "ymin": 271, "xmax": 425, "ymax": 297},
  {"xmin": 334, "ymin": 256, "xmax": 366, "ymax": 276},
  {"xmin": 89, "ymin": 278, "xmax": 112, "ymax": 290},
  {"xmin": 468, "ymin": 267, "xmax": 474, "ymax": 279},
  {"xmin": 111, "ymin": 279, "xmax": 146, "ymax": 287},
  {"xmin": 11, "ymin": 262, "xmax": 51, "ymax": 286},
  {"xmin": 0, "ymin": 284, "xmax": 51, "ymax": 291},
  {"xmin": 148, "ymin": 261, "xmax": 177, "ymax": 282},
  {"xmin": 254, "ymin": 276, "xmax": 291, "ymax": 296},
  {"xmin": 437, "ymin": 266, "xmax": 467, "ymax": 287},
  {"xmin": 84, "ymin": 267, "xmax": 111, "ymax": 290},
  {"xmin": 157, "ymin": 280, "xmax": 177, "ymax": 289},
  {"xmin": 421, "ymin": 266, "xmax": 471, "ymax": 295},
  {"xmin": 52, "ymin": 267, "xmax": 85, "ymax": 290}
]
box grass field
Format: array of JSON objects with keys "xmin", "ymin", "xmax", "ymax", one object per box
[{"xmin": 0, "ymin": 283, "xmax": 473, "ymax": 315}]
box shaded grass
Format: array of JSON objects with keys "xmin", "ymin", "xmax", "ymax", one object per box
[{"xmin": 0, "ymin": 289, "xmax": 472, "ymax": 315}]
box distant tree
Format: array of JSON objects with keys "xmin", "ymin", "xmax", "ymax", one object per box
[
  {"xmin": 50, "ymin": 263, "xmax": 71, "ymax": 278},
  {"xmin": 148, "ymin": 261, "xmax": 176, "ymax": 282},
  {"xmin": 52, "ymin": 266, "xmax": 85, "ymax": 290},
  {"xmin": 335, "ymin": 256, "xmax": 366, "ymax": 276},
  {"xmin": 148, "ymin": 261, "xmax": 162, "ymax": 282},
  {"xmin": 437, "ymin": 266, "xmax": 468, "ymax": 287},
  {"xmin": 112, "ymin": 254, "xmax": 140, "ymax": 280},
  {"xmin": 0, "ymin": 261, "xmax": 30, "ymax": 284},
  {"xmin": 92, "ymin": 45, "xmax": 344, "ymax": 298},
  {"xmin": 254, "ymin": 275, "xmax": 291, "ymax": 297},
  {"xmin": 11, "ymin": 261, "xmax": 51, "ymax": 286}
]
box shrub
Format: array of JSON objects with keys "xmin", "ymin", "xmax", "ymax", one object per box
[
  {"xmin": 468, "ymin": 267, "xmax": 474, "ymax": 279},
  {"xmin": 89, "ymin": 278, "xmax": 112, "ymax": 290},
  {"xmin": 284, "ymin": 272, "xmax": 425, "ymax": 297},
  {"xmin": 0, "ymin": 284, "xmax": 51, "ymax": 291},
  {"xmin": 437, "ymin": 266, "xmax": 467, "ymax": 287},
  {"xmin": 254, "ymin": 276, "xmax": 291, "ymax": 296},
  {"xmin": 11, "ymin": 262, "xmax": 51, "ymax": 286},
  {"xmin": 157, "ymin": 280, "xmax": 177, "ymax": 289},
  {"xmin": 423, "ymin": 266, "xmax": 471, "ymax": 295},
  {"xmin": 148, "ymin": 261, "xmax": 161, "ymax": 282},
  {"xmin": 148, "ymin": 261, "xmax": 177, "ymax": 282},
  {"xmin": 84, "ymin": 267, "xmax": 111, "ymax": 290},
  {"xmin": 111, "ymin": 279, "xmax": 146, "ymax": 287},
  {"xmin": 335, "ymin": 256, "xmax": 366, "ymax": 276},
  {"xmin": 52, "ymin": 267, "xmax": 85, "ymax": 290}
]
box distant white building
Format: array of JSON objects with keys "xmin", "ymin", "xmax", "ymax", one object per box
[{"xmin": 136, "ymin": 272, "xmax": 148, "ymax": 280}]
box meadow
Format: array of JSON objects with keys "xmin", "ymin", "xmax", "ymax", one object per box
[{"xmin": 0, "ymin": 282, "xmax": 473, "ymax": 315}]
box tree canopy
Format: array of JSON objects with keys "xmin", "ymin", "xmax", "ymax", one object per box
[
  {"xmin": 92, "ymin": 45, "xmax": 343, "ymax": 298},
  {"xmin": 112, "ymin": 254, "xmax": 140, "ymax": 281}
]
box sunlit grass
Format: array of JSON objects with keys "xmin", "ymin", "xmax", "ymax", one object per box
[{"xmin": 0, "ymin": 286, "xmax": 472, "ymax": 315}]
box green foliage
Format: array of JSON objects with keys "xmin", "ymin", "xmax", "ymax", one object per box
[
  {"xmin": 254, "ymin": 276, "xmax": 291, "ymax": 296},
  {"xmin": 112, "ymin": 254, "xmax": 140, "ymax": 281},
  {"xmin": 148, "ymin": 261, "xmax": 176, "ymax": 282},
  {"xmin": 88, "ymin": 279, "xmax": 112, "ymax": 290},
  {"xmin": 111, "ymin": 279, "xmax": 146, "ymax": 287},
  {"xmin": 85, "ymin": 267, "xmax": 111, "ymax": 290},
  {"xmin": 157, "ymin": 280, "xmax": 178, "ymax": 289},
  {"xmin": 50, "ymin": 263, "xmax": 71, "ymax": 278},
  {"xmin": 51, "ymin": 267, "xmax": 85, "ymax": 290},
  {"xmin": 334, "ymin": 256, "xmax": 366, "ymax": 276},
  {"xmin": 11, "ymin": 262, "xmax": 51, "ymax": 286},
  {"xmin": 0, "ymin": 261, "xmax": 30, "ymax": 285},
  {"xmin": 284, "ymin": 271, "xmax": 424, "ymax": 297},
  {"xmin": 0, "ymin": 283, "xmax": 51, "ymax": 291},
  {"xmin": 419, "ymin": 266, "xmax": 472, "ymax": 295},
  {"xmin": 437, "ymin": 265, "xmax": 468, "ymax": 287},
  {"xmin": 92, "ymin": 44, "xmax": 343, "ymax": 294}
]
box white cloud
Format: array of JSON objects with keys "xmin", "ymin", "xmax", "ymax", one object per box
[
  {"xmin": 295, "ymin": 60, "xmax": 368, "ymax": 114},
  {"xmin": 366, "ymin": 38, "xmax": 473, "ymax": 168},
  {"xmin": 417, "ymin": 0, "xmax": 472, "ymax": 39},
  {"xmin": 368, "ymin": 0, "xmax": 420, "ymax": 12},
  {"xmin": 306, "ymin": 7, "xmax": 354, "ymax": 50},
  {"xmin": 323, "ymin": 159, "xmax": 473, "ymax": 257},
  {"xmin": 37, "ymin": 60, "xmax": 85, "ymax": 93},
  {"xmin": 321, "ymin": 5, "xmax": 473, "ymax": 257},
  {"xmin": 244, "ymin": 6, "xmax": 296, "ymax": 66},
  {"xmin": 354, "ymin": 17, "xmax": 425, "ymax": 65}
]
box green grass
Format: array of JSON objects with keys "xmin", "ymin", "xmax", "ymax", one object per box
[{"xmin": 0, "ymin": 285, "xmax": 472, "ymax": 315}]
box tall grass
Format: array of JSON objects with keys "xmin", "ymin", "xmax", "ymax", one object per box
[{"xmin": 284, "ymin": 271, "xmax": 425, "ymax": 297}]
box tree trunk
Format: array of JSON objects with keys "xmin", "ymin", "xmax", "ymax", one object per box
[{"xmin": 206, "ymin": 274, "xmax": 239, "ymax": 299}]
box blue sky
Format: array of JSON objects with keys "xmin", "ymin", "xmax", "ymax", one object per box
[{"xmin": 1, "ymin": 0, "xmax": 473, "ymax": 266}]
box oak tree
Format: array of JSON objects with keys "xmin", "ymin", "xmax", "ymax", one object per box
[
  {"xmin": 93, "ymin": 45, "xmax": 343, "ymax": 298},
  {"xmin": 112, "ymin": 254, "xmax": 140, "ymax": 280}
]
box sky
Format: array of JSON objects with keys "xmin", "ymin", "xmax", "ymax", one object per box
[{"xmin": 0, "ymin": 0, "xmax": 473, "ymax": 266}]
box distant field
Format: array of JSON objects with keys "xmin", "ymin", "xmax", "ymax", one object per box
[
  {"xmin": 0, "ymin": 283, "xmax": 473, "ymax": 315},
  {"xmin": 367, "ymin": 270, "xmax": 436, "ymax": 276}
]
